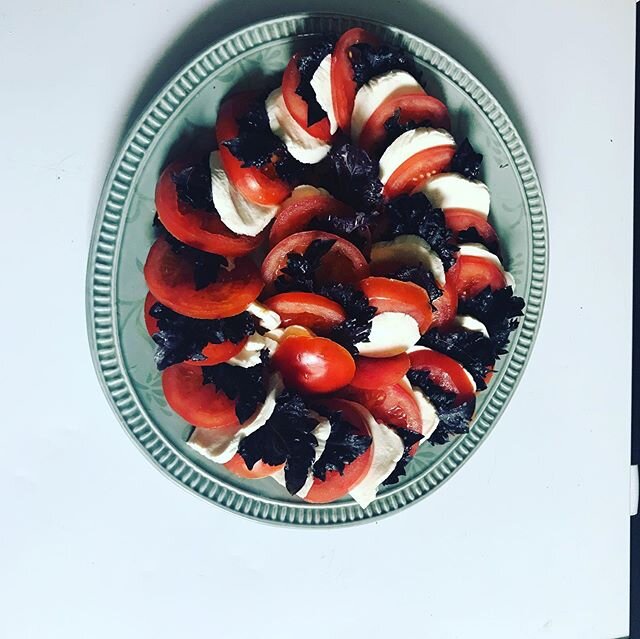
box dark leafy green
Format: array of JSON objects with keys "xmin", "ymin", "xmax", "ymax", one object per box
[
  {"xmin": 171, "ymin": 155, "xmax": 214, "ymax": 211},
  {"xmin": 457, "ymin": 227, "xmax": 501, "ymax": 257},
  {"xmin": 383, "ymin": 108, "xmax": 433, "ymax": 147},
  {"xmin": 382, "ymin": 426, "xmax": 424, "ymax": 485},
  {"xmin": 296, "ymin": 39, "xmax": 335, "ymax": 126},
  {"xmin": 201, "ymin": 354, "xmax": 270, "ymax": 423},
  {"xmin": 350, "ymin": 42, "xmax": 418, "ymax": 87},
  {"xmin": 238, "ymin": 391, "xmax": 319, "ymax": 494},
  {"xmin": 384, "ymin": 193, "xmax": 458, "ymax": 270},
  {"xmin": 449, "ymin": 138, "xmax": 483, "ymax": 180},
  {"xmin": 274, "ymin": 238, "xmax": 337, "ymax": 293},
  {"xmin": 407, "ymin": 369, "xmax": 475, "ymax": 445},
  {"xmin": 312, "ymin": 409, "xmax": 372, "ymax": 481},
  {"xmin": 310, "ymin": 210, "xmax": 375, "ymax": 255},
  {"xmin": 149, "ymin": 303, "xmax": 255, "ymax": 370},
  {"xmin": 389, "ymin": 264, "xmax": 443, "ymax": 309}
]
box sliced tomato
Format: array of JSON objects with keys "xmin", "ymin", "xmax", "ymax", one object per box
[
  {"xmin": 359, "ymin": 94, "xmax": 451, "ymax": 155},
  {"xmin": 263, "ymin": 292, "xmax": 346, "ymax": 334},
  {"xmin": 351, "ymin": 353, "xmax": 410, "ymax": 390},
  {"xmin": 155, "ymin": 159, "xmax": 263, "ymax": 257},
  {"xmin": 282, "ymin": 55, "xmax": 332, "ymax": 141},
  {"xmin": 409, "ymin": 348, "xmax": 475, "ymax": 403},
  {"xmin": 143, "ymin": 292, "xmax": 247, "ymax": 365},
  {"xmin": 162, "ymin": 363, "xmax": 238, "ymax": 428},
  {"xmin": 304, "ymin": 398, "xmax": 374, "ymax": 503},
  {"xmin": 144, "ymin": 238, "xmax": 263, "ymax": 319},
  {"xmin": 341, "ymin": 382, "xmax": 422, "ymax": 434},
  {"xmin": 383, "ymin": 145, "xmax": 456, "ymax": 198},
  {"xmin": 224, "ymin": 453, "xmax": 283, "ymax": 479},
  {"xmin": 444, "ymin": 209, "xmax": 499, "ymax": 248},
  {"xmin": 272, "ymin": 335, "xmax": 355, "ymax": 394},
  {"xmin": 262, "ymin": 231, "xmax": 369, "ymax": 289},
  {"xmin": 431, "ymin": 276, "xmax": 458, "ymax": 328},
  {"xmin": 269, "ymin": 186, "xmax": 352, "ymax": 246},
  {"xmin": 331, "ymin": 28, "xmax": 380, "ymax": 132},
  {"xmin": 449, "ymin": 253, "xmax": 507, "ymax": 300},
  {"xmin": 216, "ymin": 93, "xmax": 291, "ymax": 206},
  {"xmin": 360, "ymin": 276, "xmax": 432, "ymax": 332}
]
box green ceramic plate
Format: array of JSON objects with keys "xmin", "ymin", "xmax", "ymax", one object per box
[{"xmin": 87, "ymin": 13, "xmax": 547, "ymax": 526}]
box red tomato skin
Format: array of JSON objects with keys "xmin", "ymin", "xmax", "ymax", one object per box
[
  {"xmin": 383, "ymin": 145, "xmax": 456, "ymax": 197},
  {"xmin": 263, "ymin": 292, "xmax": 346, "ymax": 334},
  {"xmin": 431, "ymin": 276, "xmax": 458, "ymax": 328},
  {"xmin": 224, "ymin": 454, "xmax": 283, "ymax": 479},
  {"xmin": 449, "ymin": 254, "xmax": 507, "ymax": 300},
  {"xmin": 272, "ymin": 336, "xmax": 356, "ymax": 394},
  {"xmin": 444, "ymin": 209, "xmax": 499, "ymax": 249},
  {"xmin": 351, "ymin": 354, "xmax": 411, "ymax": 389},
  {"xmin": 162, "ymin": 364, "xmax": 239, "ymax": 428},
  {"xmin": 144, "ymin": 238, "xmax": 263, "ymax": 319},
  {"xmin": 408, "ymin": 348, "xmax": 476, "ymax": 403}
]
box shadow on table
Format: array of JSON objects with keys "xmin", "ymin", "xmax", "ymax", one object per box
[{"xmin": 118, "ymin": 0, "xmax": 531, "ymax": 154}]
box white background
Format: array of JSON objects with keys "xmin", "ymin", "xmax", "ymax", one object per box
[{"xmin": 0, "ymin": 1, "xmax": 634, "ymax": 638}]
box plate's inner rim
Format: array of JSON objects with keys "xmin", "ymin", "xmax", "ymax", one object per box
[{"xmin": 88, "ymin": 13, "xmax": 547, "ymax": 526}]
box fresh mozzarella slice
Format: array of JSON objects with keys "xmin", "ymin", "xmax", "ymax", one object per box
[
  {"xmin": 451, "ymin": 315, "xmax": 489, "ymax": 338},
  {"xmin": 378, "ymin": 127, "xmax": 455, "ymax": 184},
  {"xmin": 370, "ymin": 234, "xmax": 446, "ymax": 286},
  {"xmin": 349, "ymin": 413, "xmax": 405, "ymax": 509},
  {"xmin": 420, "ymin": 173, "xmax": 490, "ymax": 217},
  {"xmin": 351, "ymin": 70, "xmax": 423, "ymax": 141},
  {"xmin": 356, "ymin": 312, "xmax": 421, "ymax": 357},
  {"xmin": 265, "ymin": 87, "xmax": 331, "ymax": 164},
  {"xmin": 246, "ymin": 301, "xmax": 281, "ymax": 331},
  {"xmin": 227, "ymin": 333, "xmax": 279, "ymax": 368},
  {"xmin": 310, "ymin": 54, "xmax": 338, "ymax": 134},
  {"xmin": 209, "ymin": 151, "xmax": 279, "ymax": 236},
  {"xmin": 458, "ymin": 243, "xmax": 515, "ymax": 290},
  {"xmin": 411, "ymin": 386, "xmax": 439, "ymax": 441},
  {"xmin": 187, "ymin": 374, "xmax": 284, "ymax": 464}
]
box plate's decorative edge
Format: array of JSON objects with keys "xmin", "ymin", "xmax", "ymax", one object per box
[{"xmin": 86, "ymin": 13, "xmax": 548, "ymax": 527}]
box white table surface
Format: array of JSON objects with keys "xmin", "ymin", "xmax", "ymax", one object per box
[{"xmin": 1, "ymin": 1, "xmax": 634, "ymax": 637}]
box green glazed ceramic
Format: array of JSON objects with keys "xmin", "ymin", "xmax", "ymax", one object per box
[{"xmin": 87, "ymin": 13, "xmax": 548, "ymax": 526}]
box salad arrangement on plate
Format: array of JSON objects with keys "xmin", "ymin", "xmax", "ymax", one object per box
[{"xmin": 142, "ymin": 28, "xmax": 524, "ymax": 508}]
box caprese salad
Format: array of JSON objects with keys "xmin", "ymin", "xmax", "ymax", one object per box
[{"xmin": 142, "ymin": 28, "xmax": 525, "ymax": 508}]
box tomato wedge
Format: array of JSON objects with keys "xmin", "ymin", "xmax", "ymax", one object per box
[
  {"xmin": 162, "ymin": 364, "xmax": 239, "ymax": 428},
  {"xmin": 431, "ymin": 276, "xmax": 458, "ymax": 328},
  {"xmin": 351, "ymin": 353, "xmax": 410, "ymax": 389},
  {"xmin": 273, "ymin": 335, "xmax": 355, "ymax": 394},
  {"xmin": 304, "ymin": 398, "xmax": 374, "ymax": 503},
  {"xmin": 144, "ymin": 292, "xmax": 247, "ymax": 365},
  {"xmin": 224, "ymin": 453, "xmax": 283, "ymax": 479},
  {"xmin": 262, "ymin": 231, "xmax": 369, "ymax": 289},
  {"xmin": 155, "ymin": 158, "xmax": 263, "ymax": 257},
  {"xmin": 331, "ymin": 28, "xmax": 380, "ymax": 132},
  {"xmin": 144, "ymin": 238, "xmax": 263, "ymax": 319},
  {"xmin": 341, "ymin": 382, "xmax": 422, "ymax": 434},
  {"xmin": 263, "ymin": 292, "xmax": 346, "ymax": 334},
  {"xmin": 359, "ymin": 94, "xmax": 451, "ymax": 155},
  {"xmin": 383, "ymin": 145, "xmax": 456, "ymax": 198},
  {"xmin": 444, "ymin": 209, "xmax": 499, "ymax": 249},
  {"xmin": 360, "ymin": 276, "xmax": 432, "ymax": 332},
  {"xmin": 269, "ymin": 186, "xmax": 352, "ymax": 246},
  {"xmin": 216, "ymin": 93, "xmax": 291, "ymax": 206},
  {"xmin": 449, "ymin": 253, "xmax": 507, "ymax": 300},
  {"xmin": 282, "ymin": 55, "xmax": 332, "ymax": 141},
  {"xmin": 409, "ymin": 348, "xmax": 475, "ymax": 403}
]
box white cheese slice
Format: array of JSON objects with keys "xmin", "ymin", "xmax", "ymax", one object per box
[
  {"xmin": 411, "ymin": 386, "xmax": 439, "ymax": 441},
  {"xmin": 246, "ymin": 301, "xmax": 281, "ymax": 331},
  {"xmin": 265, "ymin": 87, "xmax": 331, "ymax": 164},
  {"xmin": 378, "ymin": 127, "xmax": 455, "ymax": 185},
  {"xmin": 351, "ymin": 70, "xmax": 423, "ymax": 141},
  {"xmin": 452, "ymin": 315, "xmax": 489, "ymax": 338},
  {"xmin": 420, "ymin": 173, "xmax": 490, "ymax": 217},
  {"xmin": 227, "ymin": 332, "xmax": 279, "ymax": 368},
  {"xmin": 356, "ymin": 312, "xmax": 421, "ymax": 357},
  {"xmin": 209, "ymin": 151, "xmax": 279, "ymax": 236},
  {"xmin": 310, "ymin": 54, "xmax": 338, "ymax": 134}
]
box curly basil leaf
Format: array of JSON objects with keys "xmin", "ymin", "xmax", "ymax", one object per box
[
  {"xmin": 383, "ymin": 108, "xmax": 433, "ymax": 148},
  {"xmin": 296, "ymin": 39, "xmax": 335, "ymax": 127},
  {"xmin": 171, "ymin": 155, "xmax": 214, "ymax": 211},
  {"xmin": 350, "ymin": 42, "xmax": 418, "ymax": 87},
  {"xmin": 388, "ymin": 264, "xmax": 443, "ymax": 310},
  {"xmin": 310, "ymin": 210, "xmax": 376, "ymax": 255},
  {"xmin": 382, "ymin": 426, "xmax": 424, "ymax": 485},
  {"xmin": 274, "ymin": 238, "xmax": 337, "ymax": 293},
  {"xmin": 449, "ymin": 138, "xmax": 483, "ymax": 180},
  {"xmin": 457, "ymin": 227, "xmax": 501, "ymax": 258}
]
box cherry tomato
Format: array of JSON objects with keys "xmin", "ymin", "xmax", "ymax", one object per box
[
  {"xmin": 144, "ymin": 238, "xmax": 263, "ymax": 319},
  {"xmin": 263, "ymin": 292, "xmax": 346, "ymax": 334},
  {"xmin": 224, "ymin": 454, "xmax": 283, "ymax": 479},
  {"xmin": 359, "ymin": 94, "xmax": 451, "ymax": 155},
  {"xmin": 282, "ymin": 55, "xmax": 332, "ymax": 141},
  {"xmin": 269, "ymin": 186, "xmax": 352, "ymax": 247},
  {"xmin": 360, "ymin": 276, "xmax": 432, "ymax": 332},
  {"xmin": 409, "ymin": 348, "xmax": 475, "ymax": 403},
  {"xmin": 262, "ymin": 231, "xmax": 369, "ymax": 289},
  {"xmin": 351, "ymin": 353, "xmax": 411, "ymax": 389},
  {"xmin": 216, "ymin": 93, "xmax": 291, "ymax": 205},
  {"xmin": 383, "ymin": 145, "xmax": 456, "ymax": 198},
  {"xmin": 444, "ymin": 209, "xmax": 499, "ymax": 249},
  {"xmin": 303, "ymin": 398, "xmax": 374, "ymax": 503},
  {"xmin": 449, "ymin": 253, "xmax": 507, "ymax": 300},
  {"xmin": 162, "ymin": 364, "xmax": 239, "ymax": 428},
  {"xmin": 272, "ymin": 335, "xmax": 356, "ymax": 394},
  {"xmin": 331, "ymin": 28, "xmax": 380, "ymax": 132},
  {"xmin": 155, "ymin": 158, "xmax": 264, "ymax": 257},
  {"xmin": 144, "ymin": 292, "xmax": 247, "ymax": 365}
]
